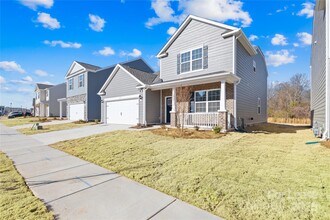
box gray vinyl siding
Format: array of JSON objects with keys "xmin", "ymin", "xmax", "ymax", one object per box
[
  {"xmin": 67, "ymin": 73, "xmax": 87, "ymax": 97},
  {"xmin": 160, "ymin": 19, "xmax": 233, "ymax": 82},
  {"xmin": 146, "ymin": 90, "xmax": 160, "ymax": 124},
  {"xmin": 311, "ymin": 8, "xmax": 326, "ymax": 129},
  {"xmin": 101, "ymin": 68, "xmax": 143, "ymax": 123},
  {"xmin": 236, "ymin": 41, "xmax": 268, "ymax": 125},
  {"xmin": 48, "ymin": 83, "xmax": 66, "ymax": 117}
]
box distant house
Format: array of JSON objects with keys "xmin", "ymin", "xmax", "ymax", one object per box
[
  {"xmin": 98, "ymin": 15, "xmax": 268, "ymax": 130},
  {"xmin": 64, "ymin": 59, "xmax": 154, "ymax": 121},
  {"xmin": 34, "ymin": 83, "xmax": 66, "ymax": 117},
  {"xmin": 311, "ymin": 0, "xmax": 330, "ymax": 139}
]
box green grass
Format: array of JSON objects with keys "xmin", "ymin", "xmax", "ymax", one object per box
[
  {"xmin": 0, "ymin": 152, "xmax": 53, "ymax": 220},
  {"xmin": 51, "ymin": 123, "xmax": 330, "ymax": 220},
  {"xmin": 0, "ymin": 117, "xmax": 49, "ymax": 127},
  {"xmin": 18, "ymin": 122, "xmax": 96, "ymax": 135}
]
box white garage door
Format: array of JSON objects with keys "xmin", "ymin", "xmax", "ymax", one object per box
[
  {"xmin": 69, "ymin": 104, "xmax": 84, "ymax": 121},
  {"xmin": 106, "ymin": 99, "xmax": 139, "ymax": 125}
]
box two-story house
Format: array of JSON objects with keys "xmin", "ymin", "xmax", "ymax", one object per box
[
  {"xmin": 98, "ymin": 15, "xmax": 268, "ymax": 130},
  {"xmin": 311, "ymin": 0, "xmax": 330, "ymax": 139},
  {"xmin": 65, "ymin": 59, "xmax": 154, "ymax": 121},
  {"xmin": 34, "ymin": 83, "xmax": 66, "ymax": 117}
]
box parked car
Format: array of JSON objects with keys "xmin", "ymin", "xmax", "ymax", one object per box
[
  {"xmin": 8, "ymin": 112, "xmax": 23, "ymax": 118},
  {"xmin": 24, "ymin": 112, "xmax": 32, "ymax": 117}
]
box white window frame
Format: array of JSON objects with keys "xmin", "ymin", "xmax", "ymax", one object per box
[
  {"xmin": 78, "ymin": 74, "xmax": 84, "ymax": 88},
  {"xmin": 253, "ymin": 60, "xmax": 256, "ymax": 73},
  {"xmin": 194, "ymin": 89, "xmax": 221, "ymax": 113},
  {"xmin": 180, "ymin": 46, "xmax": 203, "ymax": 74},
  {"xmin": 257, "ymin": 97, "xmax": 261, "ymax": 114},
  {"xmin": 46, "ymin": 90, "xmax": 49, "ymax": 100},
  {"xmin": 68, "ymin": 78, "xmax": 73, "ymax": 90},
  {"xmin": 36, "ymin": 92, "xmax": 39, "ymax": 99}
]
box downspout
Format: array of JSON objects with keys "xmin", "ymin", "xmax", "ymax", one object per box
[
  {"xmin": 143, "ymin": 88, "xmax": 147, "ymax": 126},
  {"xmin": 233, "ymin": 35, "xmax": 238, "ymax": 129}
]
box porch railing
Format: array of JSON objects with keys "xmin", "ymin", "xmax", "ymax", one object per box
[{"xmin": 177, "ymin": 113, "xmax": 218, "ymax": 128}]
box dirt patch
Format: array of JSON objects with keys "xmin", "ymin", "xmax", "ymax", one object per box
[
  {"xmin": 150, "ymin": 127, "xmax": 226, "ymax": 139},
  {"xmin": 245, "ymin": 123, "xmax": 309, "ymax": 134},
  {"xmin": 321, "ymin": 141, "xmax": 330, "ymax": 149}
]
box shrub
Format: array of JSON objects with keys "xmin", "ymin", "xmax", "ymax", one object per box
[
  {"xmin": 95, "ymin": 119, "xmax": 99, "ymax": 124},
  {"xmin": 194, "ymin": 126, "xmax": 200, "ymax": 131},
  {"xmin": 160, "ymin": 124, "xmax": 166, "ymax": 129},
  {"xmin": 212, "ymin": 126, "xmax": 222, "ymax": 134}
]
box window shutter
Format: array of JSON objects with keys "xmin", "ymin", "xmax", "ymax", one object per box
[
  {"xmin": 203, "ymin": 45, "xmax": 208, "ymax": 69},
  {"xmin": 177, "ymin": 54, "xmax": 181, "ymax": 74}
]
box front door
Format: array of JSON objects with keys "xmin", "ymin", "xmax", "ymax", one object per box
[{"xmin": 165, "ymin": 97, "xmax": 172, "ymax": 124}]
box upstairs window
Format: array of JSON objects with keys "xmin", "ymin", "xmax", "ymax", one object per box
[
  {"xmin": 68, "ymin": 78, "xmax": 74, "ymax": 90},
  {"xmin": 253, "ymin": 60, "xmax": 256, "ymax": 73},
  {"xmin": 36, "ymin": 92, "xmax": 39, "ymax": 99},
  {"xmin": 46, "ymin": 90, "xmax": 49, "ymax": 98},
  {"xmin": 78, "ymin": 74, "xmax": 84, "ymax": 88},
  {"xmin": 180, "ymin": 47, "xmax": 203, "ymax": 73},
  {"xmin": 257, "ymin": 98, "xmax": 261, "ymax": 114}
]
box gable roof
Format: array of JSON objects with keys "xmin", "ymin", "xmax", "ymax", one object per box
[
  {"xmin": 75, "ymin": 61, "xmax": 101, "ymax": 71},
  {"xmin": 35, "ymin": 83, "xmax": 53, "ymax": 90},
  {"xmin": 98, "ymin": 64, "xmax": 157, "ymax": 95},
  {"xmin": 157, "ymin": 14, "xmax": 257, "ymax": 57}
]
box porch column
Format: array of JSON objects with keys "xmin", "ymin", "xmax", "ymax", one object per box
[
  {"xmin": 170, "ymin": 87, "xmax": 177, "ymax": 127},
  {"xmin": 220, "ymin": 80, "xmax": 226, "ymax": 111},
  {"xmin": 59, "ymin": 101, "xmax": 63, "ymax": 119}
]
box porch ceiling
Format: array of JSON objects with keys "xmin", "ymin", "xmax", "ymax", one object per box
[{"xmin": 149, "ymin": 72, "xmax": 240, "ymax": 90}]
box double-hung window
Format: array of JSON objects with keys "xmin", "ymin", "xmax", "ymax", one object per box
[
  {"xmin": 46, "ymin": 90, "xmax": 49, "ymax": 100},
  {"xmin": 194, "ymin": 89, "xmax": 221, "ymax": 113},
  {"xmin": 253, "ymin": 60, "xmax": 256, "ymax": 73},
  {"xmin": 257, "ymin": 98, "xmax": 261, "ymax": 114},
  {"xmin": 180, "ymin": 47, "xmax": 203, "ymax": 73},
  {"xmin": 78, "ymin": 74, "xmax": 84, "ymax": 87},
  {"xmin": 68, "ymin": 78, "xmax": 73, "ymax": 90}
]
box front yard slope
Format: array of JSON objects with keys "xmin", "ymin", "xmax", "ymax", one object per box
[{"xmin": 51, "ymin": 124, "xmax": 330, "ymax": 220}]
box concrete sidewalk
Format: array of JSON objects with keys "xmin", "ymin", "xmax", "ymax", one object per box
[
  {"xmin": 30, "ymin": 124, "xmax": 130, "ymax": 145},
  {"xmin": 0, "ymin": 124, "xmax": 222, "ymax": 220},
  {"xmin": 12, "ymin": 119, "xmax": 73, "ymax": 130}
]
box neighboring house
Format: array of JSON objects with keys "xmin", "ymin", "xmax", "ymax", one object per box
[
  {"xmin": 34, "ymin": 83, "xmax": 67, "ymax": 117},
  {"xmin": 98, "ymin": 15, "xmax": 268, "ymax": 129},
  {"xmin": 311, "ymin": 0, "xmax": 330, "ymax": 139},
  {"xmin": 65, "ymin": 59, "xmax": 154, "ymax": 121}
]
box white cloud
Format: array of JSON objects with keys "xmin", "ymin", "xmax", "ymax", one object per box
[
  {"xmin": 120, "ymin": 48, "xmax": 142, "ymax": 58},
  {"xmin": 17, "ymin": 88, "xmax": 33, "ymax": 93},
  {"xmin": 35, "ymin": 69, "xmax": 48, "ymax": 77},
  {"xmin": 249, "ymin": 34, "xmax": 258, "ymax": 41},
  {"xmin": 0, "ymin": 76, "xmax": 6, "ymax": 84},
  {"xmin": 0, "ymin": 61, "xmax": 26, "ymax": 74},
  {"xmin": 36, "ymin": 12, "xmax": 60, "ymax": 30},
  {"xmin": 297, "ymin": 2, "xmax": 314, "ymax": 18},
  {"xmin": 167, "ymin": 26, "xmax": 177, "ymax": 35},
  {"xmin": 43, "ymin": 40, "xmax": 82, "ymax": 49},
  {"xmin": 271, "ymin": 34, "xmax": 288, "ymax": 46},
  {"xmin": 146, "ymin": 0, "xmax": 252, "ymax": 28},
  {"xmin": 10, "ymin": 76, "xmax": 34, "ymax": 85},
  {"xmin": 37, "ymin": 81, "xmax": 53, "ymax": 85},
  {"xmin": 293, "ymin": 43, "xmax": 299, "ymax": 47},
  {"xmin": 94, "ymin": 47, "xmax": 115, "ymax": 56},
  {"xmin": 276, "ymin": 6, "xmax": 288, "ymax": 13},
  {"xmin": 266, "ymin": 50, "xmax": 296, "ymax": 67},
  {"xmin": 89, "ymin": 14, "xmax": 106, "ymax": 32},
  {"xmin": 19, "ymin": 0, "xmax": 53, "ymax": 10},
  {"xmin": 297, "ymin": 32, "xmax": 312, "ymax": 45}
]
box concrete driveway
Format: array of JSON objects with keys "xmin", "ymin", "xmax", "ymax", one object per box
[
  {"xmin": 0, "ymin": 124, "xmax": 222, "ymax": 220},
  {"xmin": 30, "ymin": 124, "xmax": 130, "ymax": 145}
]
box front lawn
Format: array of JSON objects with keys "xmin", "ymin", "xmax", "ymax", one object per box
[
  {"xmin": 0, "ymin": 117, "xmax": 50, "ymax": 127},
  {"xmin": 0, "ymin": 152, "xmax": 53, "ymax": 220},
  {"xmin": 51, "ymin": 123, "xmax": 330, "ymax": 219},
  {"xmin": 18, "ymin": 122, "xmax": 96, "ymax": 135}
]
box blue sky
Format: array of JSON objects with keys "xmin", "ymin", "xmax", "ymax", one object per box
[{"xmin": 0, "ymin": 0, "xmax": 315, "ymax": 108}]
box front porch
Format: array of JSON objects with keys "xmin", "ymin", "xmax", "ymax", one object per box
[{"xmin": 150, "ymin": 72, "xmax": 239, "ymax": 130}]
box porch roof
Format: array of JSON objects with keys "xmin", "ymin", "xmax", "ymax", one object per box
[{"xmin": 148, "ymin": 72, "xmax": 240, "ymax": 90}]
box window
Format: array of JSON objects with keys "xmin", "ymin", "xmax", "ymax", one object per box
[
  {"xmin": 78, "ymin": 74, "xmax": 84, "ymax": 88},
  {"xmin": 36, "ymin": 92, "xmax": 39, "ymax": 99},
  {"xmin": 257, "ymin": 98, "xmax": 261, "ymax": 114},
  {"xmin": 180, "ymin": 47, "xmax": 203, "ymax": 73},
  {"xmin": 46, "ymin": 90, "xmax": 49, "ymax": 99},
  {"xmin": 68, "ymin": 78, "xmax": 73, "ymax": 90},
  {"xmin": 194, "ymin": 89, "xmax": 221, "ymax": 113},
  {"xmin": 253, "ymin": 60, "xmax": 256, "ymax": 73}
]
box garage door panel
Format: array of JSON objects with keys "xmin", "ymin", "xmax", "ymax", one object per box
[
  {"xmin": 106, "ymin": 99, "xmax": 139, "ymax": 125},
  {"xmin": 69, "ymin": 104, "xmax": 84, "ymax": 121}
]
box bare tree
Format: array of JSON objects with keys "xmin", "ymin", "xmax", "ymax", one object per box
[{"xmin": 175, "ymin": 86, "xmax": 192, "ymax": 134}]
